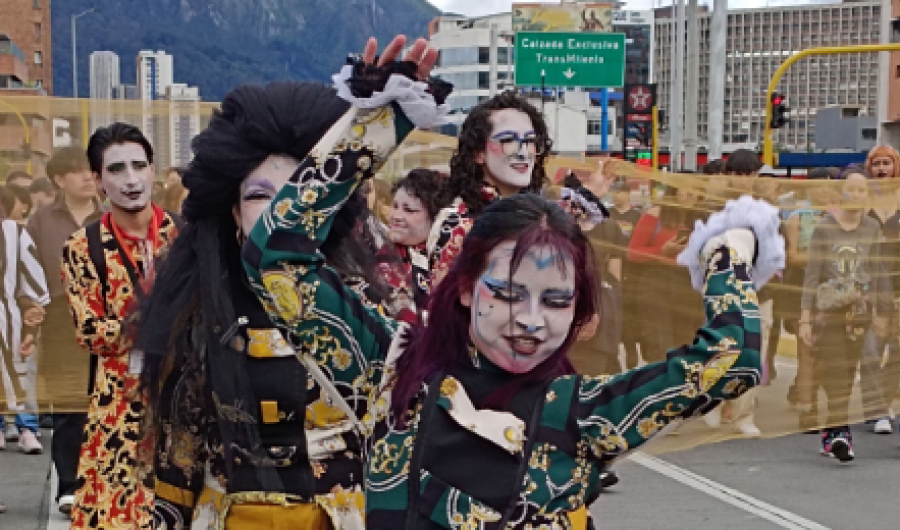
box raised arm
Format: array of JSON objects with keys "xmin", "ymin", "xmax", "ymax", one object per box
[
  {"xmin": 575, "ymin": 197, "xmax": 782, "ymax": 463},
  {"xmin": 243, "ymin": 42, "xmax": 447, "ymax": 369}
]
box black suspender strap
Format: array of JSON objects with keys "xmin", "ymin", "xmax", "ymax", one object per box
[{"xmin": 404, "ymin": 369, "xmax": 445, "ymax": 530}]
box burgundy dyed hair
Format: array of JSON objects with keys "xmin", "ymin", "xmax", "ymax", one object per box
[{"xmin": 390, "ymin": 194, "xmax": 600, "ymax": 420}]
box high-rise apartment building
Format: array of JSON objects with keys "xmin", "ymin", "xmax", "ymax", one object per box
[
  {"xmin": 136, "ymin": 50, "xmax": 174, "ymax": 101},
  {"xmin": 166, "ymin": 83, "xmax": 201, "ymax": 169},
  {"xmin": 0, "ymin": 0, "xmax": 52, "ymax": 94},
  {"xmin": 89, "ymin": 51, "xmax": 120, "ymax": 99},
  {"xmin": 654, "ymin": 1, "xmax": 882, "ymax": 151}
]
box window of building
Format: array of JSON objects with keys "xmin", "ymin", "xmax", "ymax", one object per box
[
  {"xmin": 861, "ymin": 128, "xmax": 877, "ymax": 140},
  {"xmin": 34, "ymin": 51, "xmax": 42, "ymax": 65},
  {"xmin": 34, "ymin": 23, "xmax": 41, "ymax": 42},
  {"xmin": 33, "ymin": 0, "xmax": 40, "ymax": 8}
]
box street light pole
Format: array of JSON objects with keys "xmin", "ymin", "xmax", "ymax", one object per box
[{"xmin": 72, "ymin": 8, "xmax": 98, "ymax": 98}]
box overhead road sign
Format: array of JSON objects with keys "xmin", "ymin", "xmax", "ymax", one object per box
[{"xmin": 514, "ymin": 32, "xmax": 626, "ymax": 88}]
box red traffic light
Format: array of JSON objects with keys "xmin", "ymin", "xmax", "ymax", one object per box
[{"xmin": 772, "ymin": 94, "xmax": 784, "ymax": 105}]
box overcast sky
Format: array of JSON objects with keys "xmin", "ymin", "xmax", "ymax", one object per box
[{"xmin": 428, "ymin": 0, "xmax": 846, "ymax": 18}]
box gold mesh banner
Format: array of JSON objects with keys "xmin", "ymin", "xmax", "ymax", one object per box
[{"xmin": 1, "ymin": 97, "xmax": 898, "ymax": 457}]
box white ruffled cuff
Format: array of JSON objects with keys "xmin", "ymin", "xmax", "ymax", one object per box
[
  {"xmin": 332, "ymin": 64, "xmax": 449, "ymax": 129},
  {"xmin": 677, "ymin": 195, "xmax": 785, "ymax": 291}
]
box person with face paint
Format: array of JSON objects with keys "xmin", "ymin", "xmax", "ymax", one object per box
[
  {"xmin": 61, "ymin": 123, "xmax": 181, "ymax": 529},
  {"xmin": 241, "ymin": 67, "xmax": 781, "ymax": 524},
  {"xmin": 800, "ymin": 167, "xmax": 892, "ymax": 463},
  {"xmin": 136, "ymin": 37, "xmax": 446, "ymax": 529},
  {"xmin": 427, "ymin": 93, "xmax": 615, "ymax": 294}
]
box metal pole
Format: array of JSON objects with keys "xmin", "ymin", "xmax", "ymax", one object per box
[
  {"xmin": 555, "ymin": 87, "xmax": 561, "ymax": 150},
  {"xmin": 652, "ymin": 105, "xmax": 659, "ymax": 170},
  {"xmin": 684, "ymin": 0, "xmax": 699, "ymax": 171},
  {"xmin": 670, "ymin": 0, "xmax": 685, "ymax": 171},
  {"xmin": 489, "ymin": 23, "xmax": 498, "ymax": 97},
  {"xmin": 541, "ymin": 70, "xmax": 545, "ymax": 116},
  {"xmin": 601, "ymin": 88, "xmax": 609, "ymax": 151},
  {"xmin": 763, "ymin": 43, "xmax": 900, "ymax": 165},
  {"xmin": 72, "ymin": 15, "xmax": 78, "ymax": 99},
  {"xmin": 708, "ymin": 0, "xmax": 727, "ymax": 159}
]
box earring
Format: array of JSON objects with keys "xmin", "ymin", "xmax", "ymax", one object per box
[{"xmin": 236, "ymin": 227, "xmax": 246, "ymax": 245}]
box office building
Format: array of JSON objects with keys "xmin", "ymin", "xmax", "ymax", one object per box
[
  {"xmin": 815, "ymin": 106, "xmax": 878, "ymax": 151},
  {"xmin": 89, "ymin": 51, "xmax": 120, "ymax": 99},
  {"xmin": 654, "ymin": 1, "xmax": 882, "ymax": 152},
  {"xmin": 882, "ymin": 0, "xmax": 900, "ymax": 144},
  {"xmin": 165, "ymin": 83, "xmax": 201, "ymax": 169},
  {"xmin": 136, "ymin": 50, "xmax": 174, "ymax": 101},
  {"xmin": 0, "ymin": 0, "xmax": 52, "ymax": 94}
]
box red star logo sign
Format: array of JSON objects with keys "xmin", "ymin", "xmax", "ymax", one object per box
[{"xmin": 629, "ymin": 86, "xmax": 652, "ymax": 112}]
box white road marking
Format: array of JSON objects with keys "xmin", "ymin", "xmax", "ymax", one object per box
[{"xmin": 631, "ymin": 453, "xmax": 830, "ymax": 530}]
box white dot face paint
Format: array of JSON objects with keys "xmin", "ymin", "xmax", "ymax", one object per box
[
  {"xmin": 463, "ymin": 241, "xmax": 577, "ymax": 374},
  {"xmin": 483, "ymin": 109, "xmax": 537, "ymax": 196},
  {"xmin": 101, "ymin": 143, "xmax": 155, "ymax": 213},
  {"xmin": 236, "ymin": 154, "xmax": 301, "ymax": 237}
]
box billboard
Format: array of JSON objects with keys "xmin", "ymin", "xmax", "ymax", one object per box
[{"xmin": 512, "ymin": 3, "xmax": 613, "ymax": 33}]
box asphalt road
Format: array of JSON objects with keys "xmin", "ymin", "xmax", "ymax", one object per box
[{"xmin": 2, "ymin": 355, "xmax": 899, "ymax": 530}]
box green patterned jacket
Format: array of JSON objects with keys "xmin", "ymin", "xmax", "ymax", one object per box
[{"xmin": 242, "ymin": 102, "xmax": 762, "ymax": 529}]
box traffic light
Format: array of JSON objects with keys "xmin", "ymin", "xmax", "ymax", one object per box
[{"xmin": 770, "ymin": 92, "xmax": 789, "ymax": 129}]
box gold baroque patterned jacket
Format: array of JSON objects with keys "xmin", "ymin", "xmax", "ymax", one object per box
[{"xmin": 242, "ymin": 102, "xmax": 762, "ymax": 529}]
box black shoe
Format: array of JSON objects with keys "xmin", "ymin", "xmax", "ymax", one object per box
[{"xmin": 599, "ymin": 470, "xmax": 619, "ymax": 488}]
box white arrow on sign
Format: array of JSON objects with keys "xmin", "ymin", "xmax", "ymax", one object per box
[{"xmin": 563, "ymin": 68, "xmax": 576, "ymax": 79}]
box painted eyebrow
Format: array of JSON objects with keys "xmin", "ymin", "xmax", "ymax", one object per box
[
  {"xmin": 543, "ymin": 288, "xmax": 575, "ymax": 298},
  {"xmin": 482, "ymin": 276, "xmax": 527, "ymax": 293},
  {"xmin": 243, "ymin": 178, "xmax": 278, "ymax": 193},
  {"xmin": 490, "ymin": 129, "xmax": 536, "ymax": 140}
]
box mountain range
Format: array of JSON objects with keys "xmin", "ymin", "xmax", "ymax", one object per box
[{"xmin": 52, "ymin": 0, "xmax": 441, "ymax": 101}]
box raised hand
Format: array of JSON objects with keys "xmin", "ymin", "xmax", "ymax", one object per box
[{"xmin": 361, "ymin": 36, "xmax": 439, "ymax": 80}]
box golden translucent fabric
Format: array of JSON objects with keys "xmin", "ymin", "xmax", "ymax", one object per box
[{"xmin": 2, "ymin": 98, "xmax": 898, "ymax": 457}]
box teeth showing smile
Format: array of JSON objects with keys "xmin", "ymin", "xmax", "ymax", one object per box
[
  {"xmin": 505, "ymin": 336, "xmax": 542, "ymax": 356},
  {"xmin": 510, "ymin": 163, "xmax": 530, "ymax": 173}
]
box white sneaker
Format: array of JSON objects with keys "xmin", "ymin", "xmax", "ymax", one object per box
[
  {"xmin": 874, "ymin": 418, "xmax": 893, "ymax": 434},
  {"xmin": 4, "ymin": 424, "xmax": 18, "ymax": 442},
  {"xmin": 58, "ymin": 494, "xmax": 74, "ymax": 517},
  {"xmin": 736, "ymin": 416, "xmax": 762, "ymax": 438},
  {"xmin": 17, "ymin": 430, "xmax": 42, "ymax": 454}
]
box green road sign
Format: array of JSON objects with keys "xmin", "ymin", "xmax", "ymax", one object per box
[{"xmin": 514, "ymin": 32, "xmax": 626, "ymax": 88}]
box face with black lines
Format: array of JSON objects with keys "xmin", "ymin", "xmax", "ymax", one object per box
[
  {"xmin": 460, "ymin": 240, "xmax": 577, "ymax": 374},
  {"xmin": 482, "ymin": 109, "xmax": 538, "ymax": 196},
  {"xmin": 233, "ymin": 154, "xmax": 301, "ymax": 238},
  {"xmin": 100, "ymin": 143, "xmax": 154, "ymax": 213}
]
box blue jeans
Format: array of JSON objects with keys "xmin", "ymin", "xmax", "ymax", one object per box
[{"xmin": 0, "ymin": 413, "xmax": 39, "ymax": 433}]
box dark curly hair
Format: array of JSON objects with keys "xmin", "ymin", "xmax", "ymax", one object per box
[
  {"xmin": 442, "ymin": 92, "xmax": 552, "ymax": 215},
  {"xmin": 391, "ymin": 168, "xmax": 448, "ymax": 221}
]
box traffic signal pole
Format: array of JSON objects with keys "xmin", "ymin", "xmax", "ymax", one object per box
[
  {"xmin": 652, "ymin": 106, "xmax": 659, "ymax": 170},
  {"xmin": 763, "ymin": 43, "xmax": 900, "ymax": 166}
]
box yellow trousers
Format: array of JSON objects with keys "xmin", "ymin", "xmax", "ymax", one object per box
[{"xmin": 225, "ymin": 502, "xmax": 331, "ymax": 530}]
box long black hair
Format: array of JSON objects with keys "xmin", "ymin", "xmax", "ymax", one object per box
[
  {"xmin": 442, "ymin": 92, "xmax": 552, "ymax": 215},
  {"xmin": 137, "ymin": 81, "xmax": 392, "ymax": 491}
]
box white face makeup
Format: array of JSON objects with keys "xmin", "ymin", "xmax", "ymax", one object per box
[
  {"xmin": 483, "ymin": 109, "xmax": 538, "ymax": 197},
  {"xmin": 389, "ymin": 187, "xmax": 431, "ymax": 246},
  {"xmin": 100, "ymin": 143, "xmax": 154, "ymax": 213},
  {"xmin": 235, "ymin": 154, "xmax": 301, "ymax": 237},
  {"xmin": 462, "ymin": 241, "xmax": 577, "ymax": 374}
]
